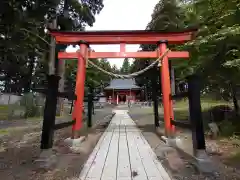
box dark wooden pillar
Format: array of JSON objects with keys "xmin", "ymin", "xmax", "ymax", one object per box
[
  {"xmin": 187, "ymin": 75, "xmax": 206, "ymax": 153},
  {"xmin": 87, "ymin": 87, "xmax": 93, "ymax": 128},
  {"xmin": 41, "ymin": 75, "xmax": 60, "ymax": 149},
  {"xmin": 151, "ymin": 67, "xmax": 160, "ymax": 127}
]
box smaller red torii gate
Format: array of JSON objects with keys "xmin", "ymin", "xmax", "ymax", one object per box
[{"xmin": 49, "ymin": 29, "xmax": 196, "ymax": 139}]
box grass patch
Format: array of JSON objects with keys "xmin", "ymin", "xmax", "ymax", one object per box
[
  {"xmin": 0, "ymin": 105, "xmax": 8, "ymax": 110},
  {"xmin": 0, "ymin": 105, "xmax": 9, "ymax": 120},
  {"xmin": 26, "ymin": 116, "xmax": 42, "ymax": 121},
  {"xmin": 228, "ymin": 151, "xmax": 240, "ymax": 162},
  {"xmin": 173, "ymin": 108, "xmax": 189, "ymax": 121},
  {"xmin": 172, "ymin": 98, "xmax": 231, "ymax": 121},
  {"xmin": 0, "ymin": 129, "xmax": 9, "ymax": 135},
  {"xmin": 173, "ymin": 98, "xmax": 231, "ymax": 110},
  {"xmin": 129, "ymin": 98, "xmax": 231, "ymax": 122}
]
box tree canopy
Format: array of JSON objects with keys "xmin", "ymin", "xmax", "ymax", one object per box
[
  {"xmin": 1, "ymin": 0, "xmax": 240, "ymax": 107},
  {"xmin": 120, "ymin": 58, "xmax": 131, "ymax": 74},
  {"xmin": 0, "ymin": 0, "xmax": 104, "ymax": 94},
  {"xmin": 130, "ymin": 0, "xmax": 240, "ymax": 103}
]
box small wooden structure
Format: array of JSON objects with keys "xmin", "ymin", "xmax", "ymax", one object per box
[{"xmin": 104, "ymin": 78, "xmax": 141, "ymax": 104}]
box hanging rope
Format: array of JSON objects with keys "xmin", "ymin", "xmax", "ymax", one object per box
[{"xmin": 88, "ymin": 48, "xmax": 170, "ymax": 79}]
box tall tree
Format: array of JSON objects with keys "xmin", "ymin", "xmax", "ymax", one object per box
[
  {"xmin": 131, "ymin": 0, "xmax": 185, "ymax": 99},
  {"xmin": 112, "ymin": 64, "xmax": 120, "ymax": 74},
  {"xmin": 183, "ymin": 0, "xmax": 240, "ymax": 111},
  {"xmin": 0, "ymin": 0, "xmax": 104, "ymax": 94},
  {"xmin": 146, "ymin": 0, "xmax": 185, "ymax": 31},
  {"xmin": 120, "ymin": 58, "xmax": 131, "ymax": 74}
]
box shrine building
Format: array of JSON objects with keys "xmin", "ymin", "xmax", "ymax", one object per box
[{"xmin": 104, "ymin": 78, "xmax": 141, "ymax": 104}]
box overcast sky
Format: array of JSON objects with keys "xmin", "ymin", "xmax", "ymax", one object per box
[{"xmin": 66, "ymin": 0, "xmax": 159, "ymax": 68}]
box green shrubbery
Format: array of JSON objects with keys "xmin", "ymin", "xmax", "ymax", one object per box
[
  {"xmin": 174, "ymin": 99, "xmax": 239, "ymax": 138},
  {"xmin": 20, "ymin": 93, "xmax": 44, "ymax": 118}
]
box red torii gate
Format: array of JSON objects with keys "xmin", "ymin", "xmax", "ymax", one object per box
[{"xmin": 49, "ymin": 29, "xmax": 195, "ymax": 139}]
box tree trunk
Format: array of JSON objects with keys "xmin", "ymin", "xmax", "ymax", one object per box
[
  {"xmin": 151, "ymin": 67, "xmax": 159, "ymax": 127},
  {"xmin": 4, "ymin": 73, "xmax": 11, "ymax": 93},
  {"xmin": 24, "ymin": 54, "xmax": 35, "ymax": 93},
  {"xmin": 3, "ymin": 54, "xmax": 11, "ymax": 93},
  {"xmin": 56, "ymin": 60, "xmax": 65, "ymax": 116},
  {"xmin": 231, "ymin": 83, "xmax": 239, "ymax": 116},
  {"xmin": 48, "ymin": 19, "xmax": 57, "ymax": 75},
  {"xmin": 47, "ymin": 19, "xmax": 65, "ymax": 117},
  {"xmin": 145, "ymin": 84, "xmax": 148, "ymax": 101}
]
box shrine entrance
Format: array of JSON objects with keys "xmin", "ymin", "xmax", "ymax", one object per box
[
  {"xmin": 118, "ymin": 93, "xmax": 126, "ymax": 103},
  {"xmin": 44, "ymin": 29, "xmax": 196, "ymax": 145}
]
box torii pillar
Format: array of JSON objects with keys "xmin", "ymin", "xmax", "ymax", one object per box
[
  {"xmin": 158, "ymin": 40, "xmax": 175, "ymax": 137},
  {"xmin": 72, "ymin": 41, "xmax": 88, "ymax": 138}
]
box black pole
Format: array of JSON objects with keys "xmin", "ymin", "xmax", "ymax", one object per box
[
  {"xmin": 187, "ymin": 75, "xmax": 206, "ymax": 153},
  {"xmin": 87, "ymin": 87, "xmax": 93, "ymax": 128},
  {"xmin": 92, "ymin": 101, "xmax": 95, "ymax": 115},
  {"xmin": 92, "ymin": 88, "xmax": 95, "ymax": 115},
  {"xmin": 151, "ymin": 67, "xmax": 159, "ymax": 127},
  {"xmin": 41, "ymin": 75, "xmax": 60, "ymax": 149},
  {"xmin": 69, "ymin": 99, "xmax": 74, "ymax": 114}
]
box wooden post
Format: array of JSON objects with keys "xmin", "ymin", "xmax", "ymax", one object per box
[
  {"xmin": 92, "ymin": 88, "xmax": 95, "ymax": 115},
  {"xmin": 57, "ymin": 56, "xmax": 65, "ymax": 116},
  {"xmin": 158, "ymin": 40, "xmax": 174, "ymax": 137},
  {"xmin": 169, "ymin": 61, "xmax": 175, "ymax": 133},
  {"xmin": 116, "ymin": 94, "xmax": 119, "ymax": 105},
  {"xmin": 112, "ymin": 89, "xmax": 114, "ymax": 104},
  {"xmin": 87, "ymin": 87, "xmax": 93, "ymax": 128},
  {"xmin": 40, "ymin": 18, "xmax": 60, "ymax": 148},
  {"xmin": 151, "ymin": 67, "xmax": 159, "ymax": 127},
  {"xmin": 41, "ymin": 75, "xmax": 60, "ymax": 149},
  {"xmin": 72, "ymin": 41, "xmax": 88, "ymax": 139},
  {"xmin": 187, "ymin": 75, "xmax": 215, "ymax": 173},
  {"xmin": 69, "ymin": 99, "xmax": 74, "ymax": 114},
  {"xmin": 187, "ymin": 75, "xmax": 206, "ymax": 153}
]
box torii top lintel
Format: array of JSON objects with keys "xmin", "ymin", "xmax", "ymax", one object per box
[{"xmin": 49, "ymin": 28, "xmax": 197, "ymax": 45}]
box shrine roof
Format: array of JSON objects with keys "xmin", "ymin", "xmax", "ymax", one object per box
[
  {"xmin": 104, "ymin": 79, "xmax": 141, "ymax": 90},
  {"xmin": 49, "ymin": 28, "xmax": 197, "ymax": 36}
]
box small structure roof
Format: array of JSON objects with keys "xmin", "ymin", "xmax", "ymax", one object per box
[{"xmin": 104, "ymin": 79, "xmax": 140, "ymax": 90}]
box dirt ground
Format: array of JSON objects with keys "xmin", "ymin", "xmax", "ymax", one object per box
[
  {"xmin": 129, "ymin": 107, "xmax": 240, "ymax": 180},
  {"xmin": 0, "ymin": 109, "xmax": 113, "ymax": 180},
  {"xmin": 1, "ymin": 106, "xmax": 240, "ymax": 180}
]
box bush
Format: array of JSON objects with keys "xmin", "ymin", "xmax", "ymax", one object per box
[
  {"xmin": 219, "ymin": 120, "xmax": 236, "ymax": 137},
  {"xmin": 206, "ymin": 105, "xmax": 240, "ymax": 137},
  {"xmin": 7, "ymin": 103, "xmax": 25, "ymax": 119},
  {"xmin": 20, "ymin": 93, "xmax": 39, "ymax": 118},
  {"xmin": 208, "ymin": 105, "xmax": 233, "ymax": 122}
]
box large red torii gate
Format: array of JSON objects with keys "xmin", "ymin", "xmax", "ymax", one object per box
[{"xmin": 49, "ymin": 29, "xmax": 196, "ymax": 139}]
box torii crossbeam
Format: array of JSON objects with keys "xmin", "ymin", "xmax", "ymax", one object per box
[{"xmin": 49, "ymin": 29, "xmax": 196, "ymax": 139}]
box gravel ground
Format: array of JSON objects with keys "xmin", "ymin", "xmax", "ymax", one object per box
[
  {"xmin": 129, "ymin": 107, "xmax": 240, "ymax": 180},
  {"xmin": 0, "ymin": 107, "xmax": 114, "ymax": 180}
]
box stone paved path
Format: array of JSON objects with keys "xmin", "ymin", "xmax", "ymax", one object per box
[{"xmin": 79, "ymin": 109, "xmax": 171, "ymax": 180}]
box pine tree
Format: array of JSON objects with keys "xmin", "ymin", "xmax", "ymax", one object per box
[{"xmin": 120, "ymin": 58, "xmax": 131, "ymax": 74}]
